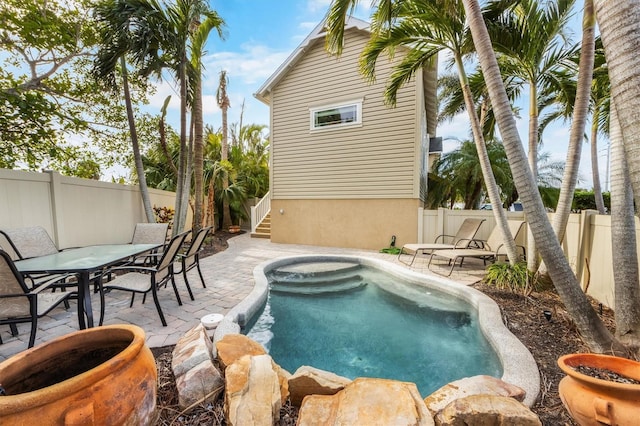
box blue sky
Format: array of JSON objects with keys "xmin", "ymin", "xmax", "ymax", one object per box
[{"xmin": 151, "ymin": 0, "xmax": 605, "ymax": 190}]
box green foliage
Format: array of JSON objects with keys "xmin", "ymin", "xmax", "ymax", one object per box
[
  {"xmin": 484, "ymin": 261, "xmax": 539, "ymax": 296},
  {"xmin": 572, "ymin": 190, "xmax": 611, "ymax": 212},
  {"xmin": 379, "ymin": 247, "xmax": 402, "ymax": 255},
  {"xmin": 153, "ymin": 205, "xmax": 175, "ymax": 224}
]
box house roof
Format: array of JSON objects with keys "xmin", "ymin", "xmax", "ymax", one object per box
[{"xmin": 253, "ymin": 16, "xmax": 370, "ymax": 105}]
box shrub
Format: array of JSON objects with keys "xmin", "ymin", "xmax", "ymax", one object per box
[{"xmin": 484, "ymin": 261, "xmax": 539, "ymax": 296}]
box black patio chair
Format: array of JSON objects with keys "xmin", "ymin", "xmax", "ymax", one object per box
[{"xmin": 175, "ymin": 226, "xmax": 212, "ymax": 300}]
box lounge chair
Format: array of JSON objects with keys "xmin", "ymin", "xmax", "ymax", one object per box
[
  {"xmin": 427, "ymin": 220, "xmax": 526, "ymax": 276},
  {"xmin": 175, "ymin": 226, "xmax": 212, "ymax": 301},
  {"xmin": 398, "ymin": 218, "xmax": 486, "ymax": 266},
  {"xmin": 0, "ymin": 250, "xmax": 75, "ymax": 347},
  {"xmin": 98, "ymin": 231, "xmax": 189, "ymax": 326}
]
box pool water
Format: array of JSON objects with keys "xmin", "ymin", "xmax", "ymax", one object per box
[{"xmin": 245, "ymin": 261, "xmax": 502, "ymax": 396}]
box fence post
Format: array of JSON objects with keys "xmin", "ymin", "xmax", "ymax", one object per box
[
  {"xmin": 46, "ymin": 170, "xmax": 65, "ymax": 248},
  {"xmin": 437, "ymin": 207, "xmax": 446, "ymax": 238}
]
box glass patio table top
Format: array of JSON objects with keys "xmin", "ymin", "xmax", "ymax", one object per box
[{"xmin": 15, "ymin": 243, "xmax": 160, "ymax": 329}]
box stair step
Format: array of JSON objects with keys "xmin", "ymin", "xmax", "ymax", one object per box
[
  {"xmin": 270, "ymin": 280, "xmax": 367, "ymax": 295},
  {"xmin": 271, "ymin": 262, "xmax": 361, "ymax": 279},
  {"xmin": 251, "ymin": 232, "xmax": 270, "ymax": 239}
]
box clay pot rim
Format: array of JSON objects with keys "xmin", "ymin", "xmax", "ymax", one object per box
[
  {"xmin": 558, "ymin": 353, "xmax": 640, "ymax": 390},
  {"xmin": 0, "ymin": 324, "xmax": 146, "ymax": 406}
]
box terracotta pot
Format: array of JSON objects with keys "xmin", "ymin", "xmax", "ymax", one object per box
[
  {"xmin": 0, "ymin": 324, "xmax": 157, "ymax": 425},
  {"xmin": 228, "ymin": 225, "xmax": 241, "ymax": 234},
  {"xmin": 558, "ymin": 353, "xmax": 640, "ymax": 426}
]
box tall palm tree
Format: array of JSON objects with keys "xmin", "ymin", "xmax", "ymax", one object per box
[
  {"xmin": 217, "ymin": 70, "xmax": 233, "ymax": 230},
  {"xmin": 589, "ymin": 39, "xmax": 610, "ymax": 214},
  {"xmin": 93, "ymin": 0, "xmax": 159, "ymax": 223},
  {"xmin": 486, "ymin": 0, "xmax": 577, "ymax": 270},
  {"xmin": 327, "ymin": 0, "xmax": 521, "ymax": 264},
  {"xmin": 461, "ymin": 0, "xmax": 623, "ymax": 353},
  {"xmin": 189, "ymin": 12, "xmax": 225, "ymax": 231},
  {"xmin": 595, "ymin": 0, "xmax": 640, "ymax": 348}
]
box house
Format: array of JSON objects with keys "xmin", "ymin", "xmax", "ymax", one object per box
[{"xmin": 254, "ymin": 17, "xmax": 437, "ymax": 250}]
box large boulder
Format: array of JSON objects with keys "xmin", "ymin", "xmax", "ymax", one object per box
[
  {"xmin": 424, "ymin": 375, "xmax": 526, "ymax": 416},
  {"xmin": 172, "ymin": 323, "xmax": 214, "ymax": 377},
  {"xmin": 297, "ymin": 377, "xmax": 434, "ymax": 426},
  {"xmin": 175, "ymin": 359, "xmax": 224, "ymax": 409},
  {"xmin": 215, "ymin": 333, "xmax": 266, "ymax": 370},
  {"xmin": 435, "ymin": 395, "xmax": 541, "ymax": 426},
  {"xmin": 288, "ymin": 366, "xmax": 352, "ymax": 407},
  {"xmin": 224, "ymin": 354, "xmax": 282, "ymax": 426}
]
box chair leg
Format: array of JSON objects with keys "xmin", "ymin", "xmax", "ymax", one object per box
[
  {"xmin": 130, "ymin": 293, "xmax": 136, "ymax": 307},
  {"xmin": 182, "ymin": 266, "xmax": 195, "ymax": 301},
  {"xmin": 170, "ymin": 276, "xmax": 183, "ymax": 306},
  {"xmin": 10, "ymin": 323, "xmax": 18, "ymax": 337},
  {"xmin": 196, "ymin": 261, "xmax": 206, "ymax": 288},
  {"xmin": 150, "ymin": 287, "xmax": 167, "ymax": 326},
  {"xmin": 99, "ymin": 282, "xmax": 106, "ymax": 326},
  {"xmin": 28, "ymin": 318, "xmax": 38, "ymax": 348}
]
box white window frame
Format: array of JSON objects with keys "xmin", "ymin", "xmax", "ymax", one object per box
[{"xmin": 309, "ymin": 99, "xmax": 363, "ymax": 131}]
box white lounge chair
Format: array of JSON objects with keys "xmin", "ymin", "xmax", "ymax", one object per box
[{"xmin": 398, "ymin": 218, "xmax": 486, "ymax": 266}]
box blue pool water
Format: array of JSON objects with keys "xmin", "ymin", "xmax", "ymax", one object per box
[{"xmin": 244, "ymin": 261, "xmax": 502, "ymax": 396}]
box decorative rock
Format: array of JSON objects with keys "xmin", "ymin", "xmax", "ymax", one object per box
[
  {"xmin": 175, "ymin": 359, "xmax": 224, "ymax": 409},
  {"xmin": 288, "ymin": 365, "xmax": 352, "ymax": 406},
  {"xmin": 435, "ymin": 395, "xmax": 541, "ymax": 426},
  {"xmin": 215, "ymin": 333, "xmax": 266, "ymax": 370},
  {"xmin": 224, "ymin": 354, "xmax": 282, "ymax": 426},
  {"xmin": 297, "ymin": 377, "xmax": 434, "ymax": 426},
  {"xmin": 424, "ymin": 375, "xmax": 526, "ymax": 416},
  {"xmin": 171, "ymin": 323, "xmax": 214, "ymax": 378}
]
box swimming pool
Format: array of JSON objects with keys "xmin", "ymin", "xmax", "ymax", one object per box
[{"xmin": 214, "ymin": 255, "xmax": 539, "ymax": 406}]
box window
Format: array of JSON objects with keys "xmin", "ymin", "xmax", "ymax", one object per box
[{"xmin": 310, "ymin": 100, "xmax": 362, "ymax": 130}]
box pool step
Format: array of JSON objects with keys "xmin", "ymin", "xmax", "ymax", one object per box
[
  {"xmin": 270, "ymin": 279, "xmax": 367, "ymax": 295},
  {"xmin": 271, "ymin": 262, "xmax": 361, "ymax": 279}
]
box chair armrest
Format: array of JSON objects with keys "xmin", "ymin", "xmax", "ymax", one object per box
[
  {"xmin": 434, "ymin": 234, "xmax": 456, "ymax": 244},
  {"xmin": 107, "ymin": 266, "xmax": 157, "ymax": 274},
  {"xmin": 454, "ymin": 238, "xmax": 486, "ymax": 249}
]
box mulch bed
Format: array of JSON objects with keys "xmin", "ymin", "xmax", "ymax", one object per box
[{"xmin": 152, "ymin": 231, "xmax": 616, "ymax": 425}]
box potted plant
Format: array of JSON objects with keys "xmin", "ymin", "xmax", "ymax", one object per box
[
  {"xmin": 0, "ymin": 324, "xmax": 157, "ymax": 425},
  {"xmin": 558, "ymin": 353, "xmax": 640, "ymax": 425}
]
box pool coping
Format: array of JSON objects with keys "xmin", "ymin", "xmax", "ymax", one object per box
[{"xmin": 213, "ymin": 254, "xmax": 540, "ymax": 407}]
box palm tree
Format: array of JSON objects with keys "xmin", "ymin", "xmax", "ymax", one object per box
[
  {"xmin": 461, "ymin": 0, "xmax": 623, "ymax": 353},
  {"xmin": 189, "ymin": 12, "xmax": 225, "ymax": 231},
  {"xmin": 594, "ymin": 0, "xmax": 640, "ymax": 348},
  {"xmin": 93, "ymin": 0, "xmax": 159, "ymax": 223},
  {"xmin": 216, "ymin": 70, "xmax": 233, "ymax": 230},
  {"xmin": 327, "ymin": 0, "xmax": 521, "ymax": 264},
  {"xmin": 589, "ymin": 40, "xmax": 610, "ymax": 214}
]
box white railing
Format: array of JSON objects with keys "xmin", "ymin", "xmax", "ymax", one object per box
[{"xmin": 251, "ymin": 191, "xmax": 271, "ymax": 233}]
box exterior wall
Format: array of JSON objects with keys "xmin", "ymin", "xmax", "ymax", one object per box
[
  {"xmin": 0, "ymin": 169, "xmax": 184, "ymax": 249},
  {"xmin": 271, "ymin": 198, "xmax": 420, "ymax": 250},
  {"xmin": 270, "ymin": 28, "xmax": 422, "ymax": 200}
]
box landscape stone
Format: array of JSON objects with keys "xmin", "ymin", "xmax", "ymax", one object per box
[
  {"xmin": 297, "ymin": 377, "xmax": 434, "ymax": 426},
  {"xmin": 288, "ymin": 365, "xmax": 352, "ymax": 406},
  {"xmin": 171, "ymin": 323, "xmax": 213, "ymax": 378},
  {"xmin": 175, "ymin": 359, "xmax": 224, "ymax": 409},
  {"xmin": 424, "ymin": 375, "xmax": 526, "ymax": 415},
  {"xmin": 215, "ymin": 333, "xmax": 266, "ymax": 370},
  {"xmin": 435, "ymin": 394, "xmax": 541, "ymax": 425},
  {"xmin": 224, "ymin": 354, "xmax": 282, "ymax": 426}
]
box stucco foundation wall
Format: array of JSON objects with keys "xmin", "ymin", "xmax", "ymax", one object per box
[{"xmin": 270, "ymin": 199, "xmax": 420, "ymax": 250}]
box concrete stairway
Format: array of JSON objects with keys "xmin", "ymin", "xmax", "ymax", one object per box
[{"xmin": 251, "ymin": 213, "xmax": 271, "ymax": 239}]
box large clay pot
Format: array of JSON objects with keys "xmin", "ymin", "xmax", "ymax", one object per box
[
  {"xmin": 0, "ymin": 324, "xmax": 157, "ymax": 425},
  {"xmin": 558, "ymin": 353, "xmax": 640, "ymax": 426}
]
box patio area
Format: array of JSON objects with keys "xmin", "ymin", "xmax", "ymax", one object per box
[{"xmin": 0, "ymin": 233, "xmax": 488, "ymax": 361}]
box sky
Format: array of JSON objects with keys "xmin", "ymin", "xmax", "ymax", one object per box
[{"xmin": 150, "ymin": 0, "xmax": 606, "ymax": 191}]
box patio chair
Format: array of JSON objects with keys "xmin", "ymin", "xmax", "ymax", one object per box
[
  {"xmin": 0, "ymin": 250, "xmax": 75, "ymax": 347},
  {"xmin": 0, "ymin": 227, "xmax": 76, "ymax": 292},
  {"xmin": 427, "ymin": 220, "xmax": 526, "ymax": 276},
  {"xmin": 175, "ymin": 226, "xmax": 212, "ymax": 301},
  {"xmin": 397, "ymin": 218, "xmax": 486, "ymax": 266},
  {"xmin": 128, "ymin": 223, "xmax": 170, "ymax": 266},
  {"xmin": 98, "ymin": 231, "xmax": 189, "ymax": 327}
]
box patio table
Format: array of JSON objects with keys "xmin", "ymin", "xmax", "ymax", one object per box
[{"xmin": 15, "ymin": 244, "xmax": 160, "ymax": 329}]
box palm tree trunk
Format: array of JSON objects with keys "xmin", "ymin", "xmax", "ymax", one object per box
[
  {"xmin": 609, "ymin": 97, "xmax": 640, "ymax": 346},
  {"xmin": 193, "ymin": 74, "xmax": 204, "ymax": 232},
  {"xmin": 595, "ymin": 1, "xmax": 640, "ymax": 214},
  {"xmin": 526, "ymin": 85, "xmax": 539, "ymax": 271},
  {"xmin": 121, "ymin": 56, "xmax": 155, "ymax": 223},
  {"xmin": 455, "ymin": 54, "xmax": 520, "ymax": 264},
  {"xmin": 591, "ymin": 116, "xmax": 606, "ymax": 214},
  {"xmin": 173, "ymin": 55, "xmax": 189, "ymax": 235},
  {"xmin": 221, "ymin": 95, "xmax": 232, "ymax": 230},
  {"xmin": 462, "ymin": 0, "xmax": 623, "ymax": 353}
]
